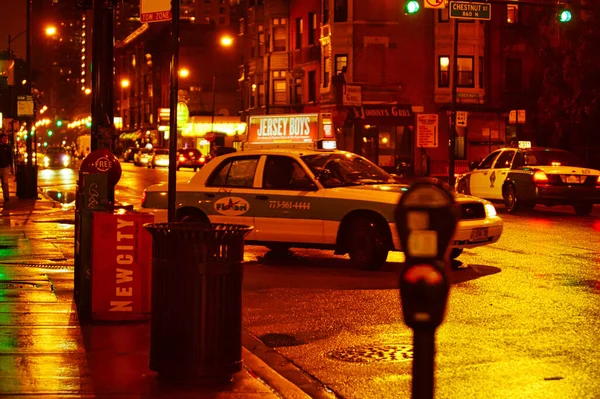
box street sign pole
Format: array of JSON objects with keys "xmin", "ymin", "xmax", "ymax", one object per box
[
  {"xmin": 449, "ymin": 18, "xmax": 459, "ymax": 187},
  {"xmin": 167, "ymin": 0, "xmax": 180, "ymax": 223}
]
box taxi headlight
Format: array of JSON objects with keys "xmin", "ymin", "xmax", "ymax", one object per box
[
  {"xmin": 44, "ymin": 156, "xmax": 50, "ymax": 166},
  {"xmin": 484, "ymin": 203, "xmax": 497, "ymax": 218}
]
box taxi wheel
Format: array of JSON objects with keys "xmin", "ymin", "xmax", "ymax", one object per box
[
  {"xmin": 503, "ymin": 185, "xmax": 521, "ymax": 213},
  {"xmin": 348, "ymin": 217, "xmax": 389, "ymax": 270},
  {"xmin": 573, "ymin": 203, "xmax": 593, "ymax": 216},
  {"xmin": 457, "ymin": 181, "xmax": 468, "ymax": 194},
  {"xmin": 178, "ymin": 209, "xmax": 210, "ymax": 224},
  {"xmin": 450, "ymin": 248, "xmax": 463, "ymax": 259}
]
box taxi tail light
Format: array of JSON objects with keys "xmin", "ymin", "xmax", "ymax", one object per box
[
  {"xmin": 200, "ymin": 156, "xmax": 206, "ymax": 163},
  {"xmin": 141, "ymin": 189, "xmax": 147, "ymax": 207},
  {"xmin": 596, "ymin": 175, "xmax": 600, "ymax": 187},
  {"xmin": 533, "ymin": 170, "xmax": 549, "ymax": 184},
  {"xmin": 178, "ymin": 155, "xmax": 185, "ymax": 162}
]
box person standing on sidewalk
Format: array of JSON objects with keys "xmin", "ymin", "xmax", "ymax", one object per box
[{"xmin": 0, "ymin": 134, "xmax": 13, "ymax": 201}]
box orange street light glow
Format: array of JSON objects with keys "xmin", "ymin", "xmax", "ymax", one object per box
[
  {"xmin": 45, "ymin": 26, "xmax": 57, "ymax": 36},
  {"xmin": 179, "ymin": 68, "xmax": 190, "ymax": 78},
  {"xmin": 121, "ymin": 79, "xmax": 130, "ymax": 88},
  {"xmin": 220, "ymin": 35, "xmax": 234, "ymax": 47}
]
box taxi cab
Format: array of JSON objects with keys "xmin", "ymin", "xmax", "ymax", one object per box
[
  {"xmin": 141, "ymin": 113, "xmax": 503, "ymax": 270},
  {"xmin": 455, "ymin": 144, "xmax": 600, "ymax": 215}
]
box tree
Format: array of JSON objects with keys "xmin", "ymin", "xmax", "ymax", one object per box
[{"xmin": 537, "ymin": 3, "xmax": 600, "ymax": 163}]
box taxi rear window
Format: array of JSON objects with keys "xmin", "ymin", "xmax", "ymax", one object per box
[{"xmin": 207, "ymin": 156, "xmax": 259, "ymax": 188}]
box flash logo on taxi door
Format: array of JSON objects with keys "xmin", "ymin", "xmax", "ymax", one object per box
[{"xmin": 214, "ymin": 196, "xmax": 250, "ymax": 216}]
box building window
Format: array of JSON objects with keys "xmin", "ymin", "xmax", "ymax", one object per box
[
  {"xmin": 272, "ymin": 18, "xmax": 287, "ymax": 52},
  {"xmin": 334, "ymin": 54, "xmax": 348, "ymax": 75},
  {"xmin": 438, "ymin": 56, "xmax": 450, "ymax": 88},
  {"xmin": 334, "ymin": 0, "xmax": 348, "ymax": 22},
  {"xmin": 457, "ymin": 56, "xmax": 474, "ymax": 87},
  {"xmin": 219, "ymin": 7, "xmax": 225, "ymax": 14},
  {"xmin": 296, "ymin": 18, "xmax": 303, "ymax": 50},
  {"xmin": 308, "ymin": 12, "xmax": 317, "ymax": 45},
  {"xmin": 258, "ymin": 25, "xmax": 265, "ymax": 56},
  {"xmin": 294, "ymin": 78, "xmax": 303, "ymax": 104},
  {"xmin": 438, "ymin": 8, "xmax": 449, "ymax": 22},
  {"xmin": 505, "ymin": 58, "xmax": 522, "ymax": 91},
  {"xmin": 258, "ymin": 84, "xmax": 264, "ymax": 106},
  {"xmin": 507, "ymin": 4, "xmax": 519, "ymax": 24},
  {"xmin": 273, "ymin": 79, "xmax": 287, "ymax": 104},
  {"xmin": 323, "ymin": 45, "xmax": 331, "ymax": 88},
  {"xmin": 479, "ymin": 56, "xmax": 484, "ymax": 88},
  {"xmin": 323, "ymin": 0, "xmax": 329, "ymax": 24},
  {"xmin": 308, "ymin": 70, "xmax": 316, "ymax": 102}
]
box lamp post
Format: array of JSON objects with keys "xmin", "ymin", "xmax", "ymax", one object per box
[{"xmin": 219, "ymin": 34, "xmax": 270, "ymax": 115}]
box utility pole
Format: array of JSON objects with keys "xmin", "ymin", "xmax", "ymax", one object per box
[
  {"xmin": 449, "ymin": 18, "xmax": 459, "ymax": 187},
  {"xmin": 91, "ymin": 0, "xmax": 115, "ymax": 152},
  {"xmin": 167, "ymin": 0, "xmax": 181, "ymax": 223}
]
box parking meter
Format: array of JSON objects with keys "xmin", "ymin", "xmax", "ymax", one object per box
[
  {"xmin": 395, "ymin": 178, "xmax": 459, "ymax": 330},
  {"xmin": 395, "ymin": 178, "xmax": 459, "ymax": 399}
]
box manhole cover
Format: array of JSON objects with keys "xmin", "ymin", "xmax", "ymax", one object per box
[
  {"xmin": 259, "ymin": 333, "xmax": 305, "ymax": 348},
  {"xmin": 327, "ymin": 345, "xmax": 413, "ymax": 363}
]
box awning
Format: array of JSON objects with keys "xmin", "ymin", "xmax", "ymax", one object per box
[{"xmin": 119, "ymin": 131, "xmax": 142, "ymax": 141}]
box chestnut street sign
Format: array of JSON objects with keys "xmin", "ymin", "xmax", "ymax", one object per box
[
  {"xmin": 449, "ymin": 1, "xmax": 491, "ymax": 20},
  {"xmin": 140, "ymin": 0, "xmax": 172, "ymax": 23}
]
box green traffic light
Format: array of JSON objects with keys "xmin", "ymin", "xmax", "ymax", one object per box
[
  {"xmin": 56, "ymin": 120, "xmax": 63, "ymax": 127},
  {"xmin": 48, "ymin": 130, "xmax": 53, "ymax": 137},
  {"xmin": 405, "ymin": 0, "xmax": 420, "ymax": 14},
  {"xmin": 559, "ymin": 9, "xmax": 572, "ymax": 22}
]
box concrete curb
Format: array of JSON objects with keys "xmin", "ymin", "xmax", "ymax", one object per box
[{"xmin": 242, "ymin": 330, "xmax": 338, "ymax": 399}]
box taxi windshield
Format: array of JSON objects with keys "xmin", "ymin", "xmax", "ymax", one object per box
[
  {"xmin": 301, "ymin": 153, "xmax": 395, "ymax": 187},
  {"xmin": 523, "ymin": 150, "xmax": 582, "ymax": 167}
]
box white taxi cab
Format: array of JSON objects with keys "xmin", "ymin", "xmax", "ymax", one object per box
[{"xmin": 141, "ymin": 113, "xmax": 503, "ymax": 270}]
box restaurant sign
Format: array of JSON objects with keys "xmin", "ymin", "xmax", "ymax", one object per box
[
  {"xmin": 360, "ymin": 104, "xmax": 413, "ymax": 125},
  {"xmin": 248, "ymin": 114, "xmax": 319, "ymax": 144}
]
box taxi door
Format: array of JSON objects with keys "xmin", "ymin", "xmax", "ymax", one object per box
[
  {"xmin": 488, "ymin": 149, "xmax": 517, "ymax": 200},
  {"xmin": 252, "ymin": 155, "xmax": 324, "ymax": 244},
  {"xmin": 199, "ymin": 155, "xmax": 261, "ymax": 240},
  {"xmin": 470, "ymin": 150, "xmax": 502, "ymax": 199}
]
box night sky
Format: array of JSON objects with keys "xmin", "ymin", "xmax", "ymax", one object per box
[{"xmin": 0, "ymin": 1, "xmax": 28, "ymax": 59}]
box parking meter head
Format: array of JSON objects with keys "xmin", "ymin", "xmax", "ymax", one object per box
[
  {"xmin": 400, "ymin": 262, "xmax": 449, "ymax": 329},
  {"xmin": 395, "ymin": 178, "xmax": 459, "ymax": 263},
  {"xmin": 79, "ymin": 149, "xmax": 122, "ymax": 187}
]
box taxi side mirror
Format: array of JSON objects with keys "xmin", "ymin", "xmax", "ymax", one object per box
[{"xmin": 469, "ymin": 161, "xmax": 479, "ymax": 171}]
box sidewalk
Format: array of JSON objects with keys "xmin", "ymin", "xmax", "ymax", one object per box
[{"xmin": 0, "ymin": 181, "xmax": 303, "ymax": 398}]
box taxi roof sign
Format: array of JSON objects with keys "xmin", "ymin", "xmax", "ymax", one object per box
[{"xmin": 245, "ymin": 113, "xmax": 335, "ymax": 150}]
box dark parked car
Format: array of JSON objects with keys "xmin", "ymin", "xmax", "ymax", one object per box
[
  {"xmin": 176, "ymin": 148, "xmax": 206, "ymax": 171},
  {"xmin": 123, "ymin": 146, "xmax": 137, "ymax": 162}
]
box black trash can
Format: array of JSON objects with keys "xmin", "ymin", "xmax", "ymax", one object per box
[
  {"xmin": 16, "ymin": 164, "xmax": 38, "ymax": 199},
  {"xmin": 144, "ymin": 222, "xmax": 253, "ymax": 383}
]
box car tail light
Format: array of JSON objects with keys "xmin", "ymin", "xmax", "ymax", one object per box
[
  {"xmin": 533, "ymin": 170, "xmax": 549, "ymax": 184},
  {"xmin": 596, "ymin": 175, "xmax": 600, "ymax": 187},
  {"xmin": 178, "ymin": 155, "xmax": 185, "ymax": 162},
  {"xmin": 200, "ymin": 156, "xmax": 206, "ymax": 163},
  {"xmin": 141, "ymin": 189, "xmax": 147, "ymax": 207},
  {"xmin": 189, "ymin": 151, "xmax": 194, "ymax": 156}
]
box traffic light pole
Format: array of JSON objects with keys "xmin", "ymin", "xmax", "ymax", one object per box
[
  {"xmin": 449, "ymin": 18, "xmax": 459, "ymax": 188},
  {"xmin": 91, "ymin": 0, "xmax": 115, "ymax": 152}
]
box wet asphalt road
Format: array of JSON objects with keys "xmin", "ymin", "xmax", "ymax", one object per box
[{"xmin": 38, "ymin": 162, "xmax": 600, "ymax": 399}]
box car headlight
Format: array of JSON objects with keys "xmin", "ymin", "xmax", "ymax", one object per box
[
  {"xmin": 484, "ymin": 203, "xmax": 497, "ymax": 217},
  {"xmin": 44, "ymin": 156, "xmax": 50, "ymax": 165}
]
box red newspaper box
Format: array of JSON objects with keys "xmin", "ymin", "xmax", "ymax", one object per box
[{"xmin": 91, "ymin": 211, "xmax": 154, "ymax": 321}]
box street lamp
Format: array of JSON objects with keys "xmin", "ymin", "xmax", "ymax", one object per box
[
  {"xmin": 218, "ymin": 34, "xmax": 271, "ymax": 114},
  {"xmin": 178, "ymin": 68, "xmax": 190, "ymax": 78},
  {"xmin": 120, "ymin": 78, "xmax": 130, "ymax": 88},
  {"xmin": 45, "ymin": 26, "xmax": 57, "ymax": 36}
]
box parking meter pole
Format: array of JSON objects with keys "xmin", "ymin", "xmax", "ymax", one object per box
[
  {"xmin": 167, "ymin": 0, "xmax": 181, "ymax": 223},
  {"xmin": 395, "ymin": 179, "xmax": 459, "ymax": 399},
  {"xmin": 412, "ymin": 329, "xmax": 435, "ymax": 399}
]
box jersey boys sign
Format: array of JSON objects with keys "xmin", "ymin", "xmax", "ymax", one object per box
[{"xmin": 248, "ymin": 114, "xmax": 319, "ymax": 144}]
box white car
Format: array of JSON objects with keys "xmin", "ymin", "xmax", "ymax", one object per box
[{"xmin": 142, "ymin": 149, "xmax": 503, "ymax": 270}]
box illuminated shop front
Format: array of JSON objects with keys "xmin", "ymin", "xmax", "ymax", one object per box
[
  {"xmin": 355, "ymin": 104, "xmax": 414, "ymax": 175},
  {"xmin": 180, "ymin": 116, "xmax": 246, "ymax": 155}
]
